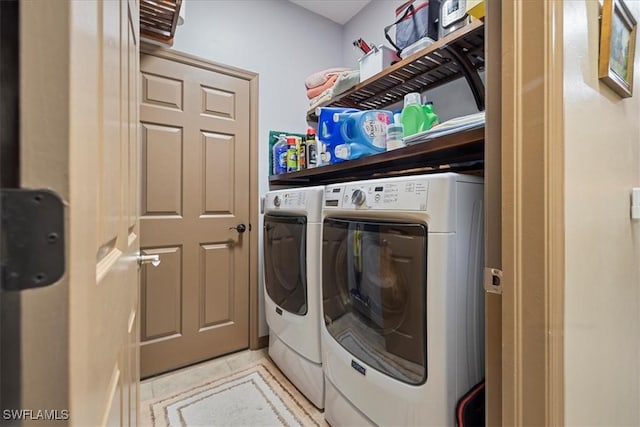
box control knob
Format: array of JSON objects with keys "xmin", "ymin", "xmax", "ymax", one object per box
[
  {"xmin": 274, "ymin": 195, "xmax": 281, "ymax": 207},
  {"xmin": 351, "ymin": 189, "xmax": 366, "ymax": 206}
]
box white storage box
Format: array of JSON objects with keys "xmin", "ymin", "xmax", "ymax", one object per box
[
  {"xmin": 358, "ymin": 46, "xmax": 400, "ymax": 82},
  {"xmin": 400, "ymin": 37, "xmax": 435, "ymax": 59}
]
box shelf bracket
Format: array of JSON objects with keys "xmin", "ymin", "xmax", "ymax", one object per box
[{"xmin": 443, "ymin": 44, "xmax": 485, "ymax": 111}]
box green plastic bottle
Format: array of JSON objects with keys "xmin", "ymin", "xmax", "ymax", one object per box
[{"xmin": 400, "ymin": 93, "xmax": 439, "ymax": 138}]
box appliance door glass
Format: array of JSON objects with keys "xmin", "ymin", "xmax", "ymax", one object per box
[
  {"xmin": 323, "ymin": 217, "xmax": 427, "ymax": 384},
  {"xmin": 264, "ymin": 214, "xmax": 308, "ymax": 315}
]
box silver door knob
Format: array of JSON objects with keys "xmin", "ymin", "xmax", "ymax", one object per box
[{"xmin": 138, "ymin": 254, "xmax": 161, "ymax": 267}]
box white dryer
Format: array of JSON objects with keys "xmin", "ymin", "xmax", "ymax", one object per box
[
  {"xmin": 321, "ymin": 173, "xmax": 484, "ymax": 426},
  {"xmin": 263, "ymin": 186, "xmax": 325, "ymax": 409}
]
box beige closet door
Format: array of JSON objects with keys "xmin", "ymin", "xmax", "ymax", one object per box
[
  {"xmin": 139, "ymin": 49, "xmax": 253, "ymax": 377},
  {"xmin": 19, "ymin": 0, "xmax": 141, "ymax": 425}
]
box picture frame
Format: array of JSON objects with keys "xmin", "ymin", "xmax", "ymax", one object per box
[{"xmin": 599, "ymin": 0, "xmax": 637, "ymax": 98}]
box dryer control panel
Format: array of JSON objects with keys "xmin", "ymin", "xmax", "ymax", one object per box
[
  {"xmin": 264, "ymin": 187, "xmax": 324, "ymax": 220},
  {"xmin": 267, "ymin": 191, "xmax": 308, "ymax": 209},
  {"xmin": 325, "ymin": 180, "xmax": 429, "ymax": 211}
]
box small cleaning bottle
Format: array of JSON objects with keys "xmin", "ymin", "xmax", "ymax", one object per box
[
  {"xmin": 386, "ymin": 113, "xmax": 405, "ymax": 151},
  {"xmin": 297, "ymin": 136, "xmax": 306, "ymax": 170},
  {"xmin": 306, "ymin": 127, "xmax": 318, "ymax": 168},
  {"xmin": 286, "ymin": 137, "xmax": 298, "ymax": 173}
]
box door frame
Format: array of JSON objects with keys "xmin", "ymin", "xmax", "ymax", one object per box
[
  {"xmin": 498, "ymin": 1, "xmax": 565, "ymax": 425},
  {"xmin": 139, "ymin": 45, "xmax": 261, "ymax": 350},
  {"xmin": 483, "ymin": 0, "xmax": 502, "ymax": 424},
  {"xmin": 16, "ymin": 0, "xmax": 72, "ymax": 416}
]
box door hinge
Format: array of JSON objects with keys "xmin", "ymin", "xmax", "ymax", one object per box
[
  {"xmin": 1, "ymin": 189, "xmax": 65, "ymax": 291},
  {"xmin": 484, "ymin": 267, "xmax": 503, "ymax": 295}
]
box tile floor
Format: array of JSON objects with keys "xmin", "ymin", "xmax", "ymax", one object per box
[{"xmin": 140, "ymin": 348, "xmax": 326, "ymax": 425}]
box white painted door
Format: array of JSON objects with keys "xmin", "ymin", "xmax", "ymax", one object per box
[{"xmin": 19, "ymin": 0, "xmax": 141, "ymax": 425}]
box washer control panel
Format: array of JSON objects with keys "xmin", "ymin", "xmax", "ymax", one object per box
[
  {"xmin": 325, "ymin": 180, "xmax": 429, "ymax": 211},
  {"xmin": 324, "ymin": 185, "xmax": 344, "ymax": 208}
]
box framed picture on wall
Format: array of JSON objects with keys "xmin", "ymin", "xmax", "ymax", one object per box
[{"xmin": 599, "ymin": 0, "xmax": 637, "ymax": 98}]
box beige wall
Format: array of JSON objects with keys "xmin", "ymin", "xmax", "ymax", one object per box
[{"xmin": 564, "ymin": 1, "xmax": 640, "ymax": 425}]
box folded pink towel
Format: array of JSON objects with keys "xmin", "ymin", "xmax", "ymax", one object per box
[
  {"xmin": 306, "ymin": 74, "xmax": 338, "ymax": 99},
  {"xmin": 305, "ymin": 67, "xmax": 349, "ymax": 89}
]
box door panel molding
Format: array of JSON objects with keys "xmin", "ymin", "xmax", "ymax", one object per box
[
  {"xmin": 141, "ymin": 246, "xmax": 182, "ymax": 341},
  {"xmin": 501, "ymin": 1, "xmax": 565, "ymax": 425},
  {"xmin": 141, "ymin": 122, "xmax": 184, "ymax": 216},
  {"xmin": 202, "ymin": 132, "xmax": 235, "ymax": 215},
  {"xmin": 201, "ymin": 85, "xmax": 236, "ymax": 119},
  {"xmin": 141, "ymin": 72, "xmax": 184, "ymax": 110},
  {"xmin": 200, "ymin": 243, "xmax": 234, "ymax": 327}
]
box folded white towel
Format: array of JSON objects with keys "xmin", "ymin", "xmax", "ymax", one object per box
[
  {"xmin": 308, "ymin": 70, "xmax": 361, "ymax": 110},
  {"xmin": 404, "ymin": 112, "xmax": 486, "ymax": 145},
  {"xmin": 305, "ymin": 67, "xmax": 350, "ymax": 89},
  {"xmin": 309, "ymin": 90, "xmax": 334, "ymax": 110}
]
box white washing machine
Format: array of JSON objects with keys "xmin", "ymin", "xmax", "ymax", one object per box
[
  {"xmin": 263, "ymin": 186, "xmax": 325, "ymax": 409},
  {"xmin": 321, "ymin": 173, "xmax": 484, "ymax": 426}
]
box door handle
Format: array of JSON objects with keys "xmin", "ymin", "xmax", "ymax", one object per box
[
  {"xmin": 137, "ymin": 254, "xmax": 161, "ymax": 267},
  {"xmin": 229, "ymin": 223, "xmax": 247, "ymax": 234}
]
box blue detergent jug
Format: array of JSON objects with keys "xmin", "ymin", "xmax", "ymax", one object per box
[
  {"xmin": 334, "ymin": 110, "xmax": 393, "ymax": 161},
  {"xmin": 272, "ymin": 134, "xmax": 288, "ymax": 175},
  {"xmin": 316, "ymin": 107, "xmax": 359, "ymax": 165}
]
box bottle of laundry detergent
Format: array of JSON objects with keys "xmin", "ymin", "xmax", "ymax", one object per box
[
  {"xmin": 316, "ymin": 106, "xmax": 359, "ymax": 164},
  {"xmin": 400, "ymin": 92, "xmax": 439, "ymax": 137},
  {"xmin": 333, "ymin": 110, "xmax": 393, "ymax": 161},
  {"xmin": 272, "ymin": 134, "xmax": 288, "ymax": 175}
]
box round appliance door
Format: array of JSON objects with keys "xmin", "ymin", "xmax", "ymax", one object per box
[
  {"xmin": 263, "ymin": 214, "xmax": 308, "ymax": 315},
  {"xmin": 322, "ymin": 217, "xmax": 427, "ymax": 385}
]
